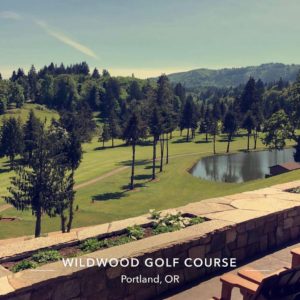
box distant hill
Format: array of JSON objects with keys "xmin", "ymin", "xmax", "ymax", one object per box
[{"xmin": 166, "ymin": 63, "xmax": 300, "ymax": 89}]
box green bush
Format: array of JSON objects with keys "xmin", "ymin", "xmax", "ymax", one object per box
[
  {"xmin": 189, "ymin": 216, "xmax": 205, "ymax": 226},
  {"xmin": 32, "ymin": 250, "xmax": 61, "ymax": 264},
  {"xmin": 149, "ymin": 209, "xmax": 161, "ymax": 220},
  {"xmin": 11, "ymin": 260, "xmax": 38, "ymax": 273},
  {"xmin": 126, "ymin": 225, "xmax": 144, "ymax": 240},
  {"xmin": 109, "ymin": 236, "xmax": 132, "ymax": 246},
  {"xmin": 80, "ymin": 239, "xmax": 102, "ymax": 252}
]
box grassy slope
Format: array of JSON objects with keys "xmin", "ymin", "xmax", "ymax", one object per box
[{"xmin": 0, "ymin": 121, "xmax": 299, "ymax": 239}]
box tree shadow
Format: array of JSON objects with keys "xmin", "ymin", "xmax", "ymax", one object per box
[
  {"xmin": 118, "ymin": 159, "xmax": 149, "ymax": 167},
  {"xmin": 0, "ymin": 168, "xmax": 10, "ymax": 174},
  {"xmin": 92, "ymin": 192, "xmax": 125, "ymax": 202},
  {"xmin": 137, "ymin": 140, "xmax": 153, "ymax": 147},
  {"xmin": 134, "ymin": 174, "xmax": 152, "ymax": 180},
  {"xmin": 94, "ymin": 143, "xmax": 127, "ymax": 151},
  {"xmin": 145, "ymin": 165, "xmax": 160, "ymax": 170},
  {"xmin": 195, "ymin": 140, "xmax": 211, "ymax": 144},
  {"xmin": 121, "ymin": 182, "xmax": 146, "ymax": 190},
  {"xmin": 172, "ymin": 138, "xmax": 192, "ymax": 144}
]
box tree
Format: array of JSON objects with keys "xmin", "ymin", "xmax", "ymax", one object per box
[
  {"xmin": 149, "ymin": 107, "xmax": 163, "ymax": 180},
  {"xmin": 0, "ymin": 117, "xmax": 24, "ymax": 168},
  {"xmin": 9, "ymin": 83, "xmax": 25, "ymax": 108},
  {"xmin": 91, "ymin": 68, "xmax": 101, "ymax": 79},
  {"xmin": 223, "ymin": 111, "xmax": 238, "ymax": 153},
  {"xmin": 108, "ymin": 110, "xmax": 121, "ymax": 147},
  {"xmin": 23, "ymin": 110, "xmax": 43, "ymax": 162},
  {"xmin": 181, "ymin": 96, "xmax": 197, "ymax": 142},
  {"xmin": 262, "ymin": 110, "xmax": 292, "ymax": 150},
  {"xmin": 208, "ymin": 118, "xmax": 220, "ymax": 154},
  {"xmin": 28, "ymin": 65, "xmax": 38, "ymax": 101},
  {"xmin": 122, "ymin": 111, "xmax": 146, "ymax": 190},
  {"xmin": 239, "ymin": 77, "xmax": 257, "ymax": 113},
  {"xmin": 242, "ymin": 112, "xmax": 255, "ymax": 151},
  {"xmin": 5, "ymin": 126, "xmax": 58, "ymax": 237},
  {"xmin": 99, "ymin": 123, "xmax": 111, "ymax": 148},
  {"xmin": 156, "ymin": 75, "xmax": 174, "ymax": 171}
]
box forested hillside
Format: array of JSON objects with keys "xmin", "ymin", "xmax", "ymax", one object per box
[{"xmin": 167, "ymin": 63, "xmax": 300, "ymax": 90}]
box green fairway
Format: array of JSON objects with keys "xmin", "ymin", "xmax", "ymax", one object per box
[{"xmin": 0, "ymin": 124, "xmax": 299, "ymax": 239}]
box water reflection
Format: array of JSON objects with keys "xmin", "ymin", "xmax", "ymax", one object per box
[{"xmin": 190, "ymin": 148, "xmax": 295, "ymax": 183}]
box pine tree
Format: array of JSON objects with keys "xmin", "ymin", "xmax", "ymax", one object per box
[
  {"xmin": 123, "ymin": 111, "xmax": 146, "ymax": 190},
  {"xmin": 149, "ymin": 107, "xmax": 163, "ymax": 180},
  {"xmin": 0, "ymin": 117, "xmax": 24, "ymax": 168},
  {"xmin": 242, "ymin": 112, "xmax": 255, "ymax": 151},
  {"xmin": 223, "ymin": 111, "xmax": 238, "ymax": 153},
  {"xmin": 5, "ymin": 126, "xmax": 58, "ymax": 237},
  {"xmin": 23, "ymin": 110, "xmax": 43, "ymax": 162},
  {"xmin": 99, "ymin": 123, "xmax": 111, "ymax": 148}
]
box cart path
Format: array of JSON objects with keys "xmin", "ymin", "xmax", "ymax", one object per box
[{"xmin": 74, "ymin": 166, "xmax": 130, "ymax": 190}]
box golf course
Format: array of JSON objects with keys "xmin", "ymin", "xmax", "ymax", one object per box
[{"xmin": 0, "ymin": 103, "xmax": 299, "ymax": 239}]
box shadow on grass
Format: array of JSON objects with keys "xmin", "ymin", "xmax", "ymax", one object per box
[
  {"xmin": 145, "ymin": 165, "xmax": 160, "ymax": 170},
  {"xmin": 134, "ymin": 174, "xmax": 152, "ymax": 180},
  {"xmin": 92, "ymin": 192, "xmax": 126, "ymax": 202},
  {"xmin": 172, "ymin": 138, "xmax": 192, "ymax": 144},
  {"xmin": 118, "ymin": 159, "xmax": 150, "ymax": 167},
  {"xmin": 195, "ymin": 140, "xmax": 211, "ymax": 144},
  {"xmin": 121, "ymin": 182, "xmax": 146, "ymax": 190}
]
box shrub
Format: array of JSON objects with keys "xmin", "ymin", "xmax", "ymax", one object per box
[
  {"xmin": 11, "ymin": 260, "xmax": 38, "ymax": 273},
  {"xmin": 149, "ymin": 209, "xmax": 161, "ymax": 220},
  {"xmin": 189, "ymin": 216, "xmax": 205, "ymax": 226},
  {"xmin": 109, "ymin": 236, "xmax": 132, "ymax": 246},
  {"xmin": 80, "ymin": 239, "xmax": 102, "ymax": 252},
  {"xmin": 126, "ymin": 225, "xmax": 144, "ymax": 240},
  {"xmin": 32, "ymin": 250, "xmax": 61, "ymax": 264}
]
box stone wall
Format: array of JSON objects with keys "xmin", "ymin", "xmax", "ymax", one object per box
[{"xmin": 2, "ymin": 204, "xmax": 300, "ymax": 300}]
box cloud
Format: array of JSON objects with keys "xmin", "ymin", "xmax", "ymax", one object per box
[
  {"xmin": 35, "ymin": 20, "xmax": 99, "ymax": 60},
  {"xmin": 0, "ymin": 11, "xmax": 21, "ymax": 20}
]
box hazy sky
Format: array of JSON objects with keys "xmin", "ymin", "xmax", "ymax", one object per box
[{"xmin": 0, "ymin": 0, "xmax": 299, "ymax": 78}]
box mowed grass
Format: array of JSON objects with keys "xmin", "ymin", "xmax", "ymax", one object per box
[{"xmin": 1, "ymin": 120, "xmax": 299, "ymax": 239}]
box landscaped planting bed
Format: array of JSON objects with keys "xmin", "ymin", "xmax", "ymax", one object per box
[
  {"xmin": 2, "ymin": 210, "xmax": 205, "ymax": 273},
  {"xmin": 287, "ymin": 187, "xmax": 300, "ymax": 193}
]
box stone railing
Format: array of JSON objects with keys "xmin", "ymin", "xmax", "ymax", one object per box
[{"xmin": 1, "ymin": 181, "xmax": 300, "ymax": 300}]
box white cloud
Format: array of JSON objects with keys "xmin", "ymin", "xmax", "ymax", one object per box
[
  {"xmin": 0, "ymin": 11, "xmax": 21, "ymax": 20},
  {"xmin": 35, "ymin": 20, "xmax": 99, "ymax": 60}
]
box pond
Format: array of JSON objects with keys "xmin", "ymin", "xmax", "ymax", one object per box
[{"xmin": 190, "ymin": 148, "xmax": 295, "ymax": 183}]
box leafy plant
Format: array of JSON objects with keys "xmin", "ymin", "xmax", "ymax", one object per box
[
  {"xmin": 11, "ymin": 260, "xmax": 38, "ymax": 273},
  {"xmin": 32, "ymin": 250, "xmax": 61, "ymax": 264},
  {"xmin": 80, "ymin": 238, "xmax": 102, "ymax": 252},
  {"xmin": 126, "ymin": 225, "xmax": 144, "ymax": 240},
  {"xmin": 189, "ymin": 216, "xmax": 205, "ymax": 226},
  {"xmin": 149, "ymin": 209, "xmax": 161, "ymax": 220}
]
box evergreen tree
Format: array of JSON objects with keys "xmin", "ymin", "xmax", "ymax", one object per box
[
  {"xmin": 149, "ymin": 107, "xmax": 163, "ymax": 180},
  {"xmin": 242, "ymin": 112, "xmax": 255, "ymax": 151},
  {"xmin": 23, "ymin": 110, "xmax": 43, "ymax": 162},
  {"xmin": 223, "ymin": 111, "xmax": 238, "ymax": 153},
  {"xmin": 5, "ymin": 126, "xmax": 58, "ymax": 237},
  {"xmin": 108, "ymin": 110, "xmax": 121, "ymax": 147},
  {"xmin": 0, "ymin": 117, "xmax": 24, "ymax": 167},
  {"xmin": 99, "ymin": 123, "xmax": 111, "ymax": 148},
  {"xmin": 9, "ymin": 83, "xmax": 25, "ymax": 108},
  {"xmin": 91, "ymin": 68, "xmax": 101, "ymax": 79},
  {"xmin": 122, "ymin": 111, "xmax": 146, "ymax": 190}
]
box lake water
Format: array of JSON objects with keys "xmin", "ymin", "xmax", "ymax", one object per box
[{"xmin": 190, "ymin": 148, "xmax": 295, "ymax": 183}]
